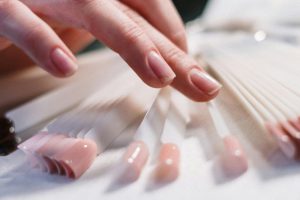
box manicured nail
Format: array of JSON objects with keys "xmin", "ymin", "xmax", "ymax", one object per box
[
  {"xmin": 51, "ymin": 48, "xmax": 78, "ymax": 76},
  {"xmin": 189, "ymin": 68, "xmax": 222, "ymax": 95},
  {"xmin": 147, "ymin": 51, "xmax": 176, "ymax": 84}
]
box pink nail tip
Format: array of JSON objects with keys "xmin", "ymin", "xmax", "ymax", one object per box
[
  {"xmin": 221, "ymin": 136, "xmax": 248, "ymax": 176},
  {"xmin": 120, "ymin": 141, "xmax": 149, "ymax": 182},
  {"xmin": 19, "ymin": 132, "xmax": 98, "ymax": 179},
  {"xmin": 156, "ymin": 143, "xmax": 180, "ymax": 182},
  {"xmin": 53, "ymin": 139, "xmax": 98, "ymax": 179},
  {"xmin": 281, "ymin": 121, "xmax": 300, "ymax": 139},
  {"xmin": 289, "ymin": 119, "xmax": 300, "ymax": 131},
  {"xmin": 265, "ymin": 122, "xmax": 297, "ymax": 159}
]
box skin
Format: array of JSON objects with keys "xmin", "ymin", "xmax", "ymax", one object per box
[{"xmin": 0, "ymin": 0, "xmax": 221, "ymax": 101}]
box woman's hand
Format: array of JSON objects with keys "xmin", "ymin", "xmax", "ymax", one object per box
[{"xmin": 0, "ymin": 0, "xmax": 221, "ymax": 101}]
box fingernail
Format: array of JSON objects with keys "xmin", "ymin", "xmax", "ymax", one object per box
[
  {"xmin": 189, "ymin": 68, "xmax": 222, "ymax": 95},
  {"xmin": 147, "ymin": 51, "xmax": 176, "ymax": 84},
  {"xmin": 51, "ymin": 48, "xmax": 78, "ymax": 76}
]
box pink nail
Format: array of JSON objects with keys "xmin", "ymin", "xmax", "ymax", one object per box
[
  {"xmin": 266, "ymin": 122, "xmax": 296, "ymax": 158},
  {"xmin": 221, "ymin": 135, "xmax": 248, "ymax": 176},
  {"xmin": 51, "ymin": 48, "xmax": 78, "ymax": 76},
  {"xmin": 121, "ymin": 141, "xmax": 149, "ymax": 182},
  {"xmin": 189, "ymin": 68, "xmax": 222, "ymax": 95},
  {"xmin": 147, "ymin": 51, "xmax": 176, "ymax": 84},
  {"xmin": 52, "ymin": 139, "xmax": 98, "ymax": 179},
  {"xmin": 156, "ymin": 143, "xmax": 180, "ymax": 182}
]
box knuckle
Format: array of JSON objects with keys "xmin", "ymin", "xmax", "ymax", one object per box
[
  {"xmin": 22, "ymin": 23, "xmax": 45, "ymax": 45},
  {"xmin": 171, "ymin": 31, "xmax": 186, "ymax": 44},
  {"xmin": 165, "ymin": 48, "xmax": 186, "ymax": 62},
  {"xmin": 121, "ymin": 23, "xmax": 145, "ymax": 45}
]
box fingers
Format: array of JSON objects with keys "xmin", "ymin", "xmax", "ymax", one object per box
[
  {"xmin": 0, "ymin": 0, "xmax": 77, "ymax": 77},
  {"xmin": 78, "ymin": 0, "xmax": 175, "ymax": 87},
  {"xmin": 57, "ymin": 28, "xmax": 95, "ymax": 53},
  {"xmin": 113, "ymin": 1, "xmax": 222, "ymax": 102},
  {"xmin": 120, "ymin": 0, "xmax": 188, "ymax": 52}
]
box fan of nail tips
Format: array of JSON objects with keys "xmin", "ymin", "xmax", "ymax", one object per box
[
  {"xmin": 7, "ymin": 68, "xmax": 158, "ymax": 179},
  {"xmin": 199, "ymin": 37, "xmax": 300, "ymax": 159},
  {"xmin": 17, "ymin": 83, "xmax": 158, "ymax": 179}
]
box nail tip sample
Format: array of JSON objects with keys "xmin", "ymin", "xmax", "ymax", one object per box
[
  {"xmin": 19, "ymin": 132, "xmax": 97, "ymax": 179},
  {"xmin": 120, "ymin": 140, "xmax": 149, "ymax": 182},
  {"xmin": 155, "ymin": 143, "xmax": 180, "ymax": 182},
  {"xmin": 221, "ymin": 136, "xmax": 248, "ymax": 176}
]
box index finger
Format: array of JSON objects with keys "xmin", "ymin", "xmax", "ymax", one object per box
[{"xmin": 120, "ymin": 0, "xmax": 188, "ymax": 52}]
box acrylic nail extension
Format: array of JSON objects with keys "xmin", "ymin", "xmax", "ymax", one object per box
[
  {"xmin": 266, "ymin": 123, "xmax": 297, "ymax": 159},
  {"xmin": 51, "ymin": 48, "xmax": 78, "ymax": 76},
  {"xmin": 155, "ymin": 90, "xmax": 189, "ymax": 182},
  {"xmin": 147, "ymin": 51, "xmax": 176, "ymax": 84},
  {"xmin": 221, "ymin": 136, "xmax": 248, "ymax": 176},
  {"xmin": 189, "ymin": 68, "xmax": 222, "ymax": 95},
  {"xmin": 156, "ymin": 143, "xmax": 180, "ymax": 182},
  {"xmin": 121, "ymin": 141, "xmax": 149, "ymax": 182},
  {"xmin": 207, "ymin": 100, "xmax": 248, "ymax": 176}
]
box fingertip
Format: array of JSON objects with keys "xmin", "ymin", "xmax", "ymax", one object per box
[
  {"xmin": 49, "ymin": 47, "xmax": 78, "ymax": 77},
  {"xmin": 146, "ymin": 51, "xmax": 176, "ymax": 84}
]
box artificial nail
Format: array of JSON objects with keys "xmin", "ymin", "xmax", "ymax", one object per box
[
  {"xmin": 19, "ymin": 132, "xmax": 97, "ymax": 179},
  {"xmin": 221, "ymin": 135, "xmax": 248, "ymax": 176},
  {"xmin": 266, "ymin": 123, "xmax": 297, "ymax": 159},
  {"xmin": 121, "ymin": 141, "xmax": 149, "ymax": 182},
  {"xmin": 156, "ymin": 143, "xmax": 180, "ymax": 182},
  {"xmin": 147, "ymin": 51, "xmax": 176, "ymax": 84},
  {"xmin": 53, "ymin": 139, "xmax": 97, "ymax": 179},
  {"xmin": 189, "ymin": 68, "xmax": 222, "ymax": 95},
  {"xmin": 51, "ymin": 48, "xmax": 78, "ymax": 76}
]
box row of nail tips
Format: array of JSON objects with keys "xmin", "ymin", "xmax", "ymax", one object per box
[
  {"xmin": 202, "ymin": 39, "xmax": 300, "ymax": 159},
  {"xmin": 17, "ymin": 77, "xmax": 158, "ymax": 178}
]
